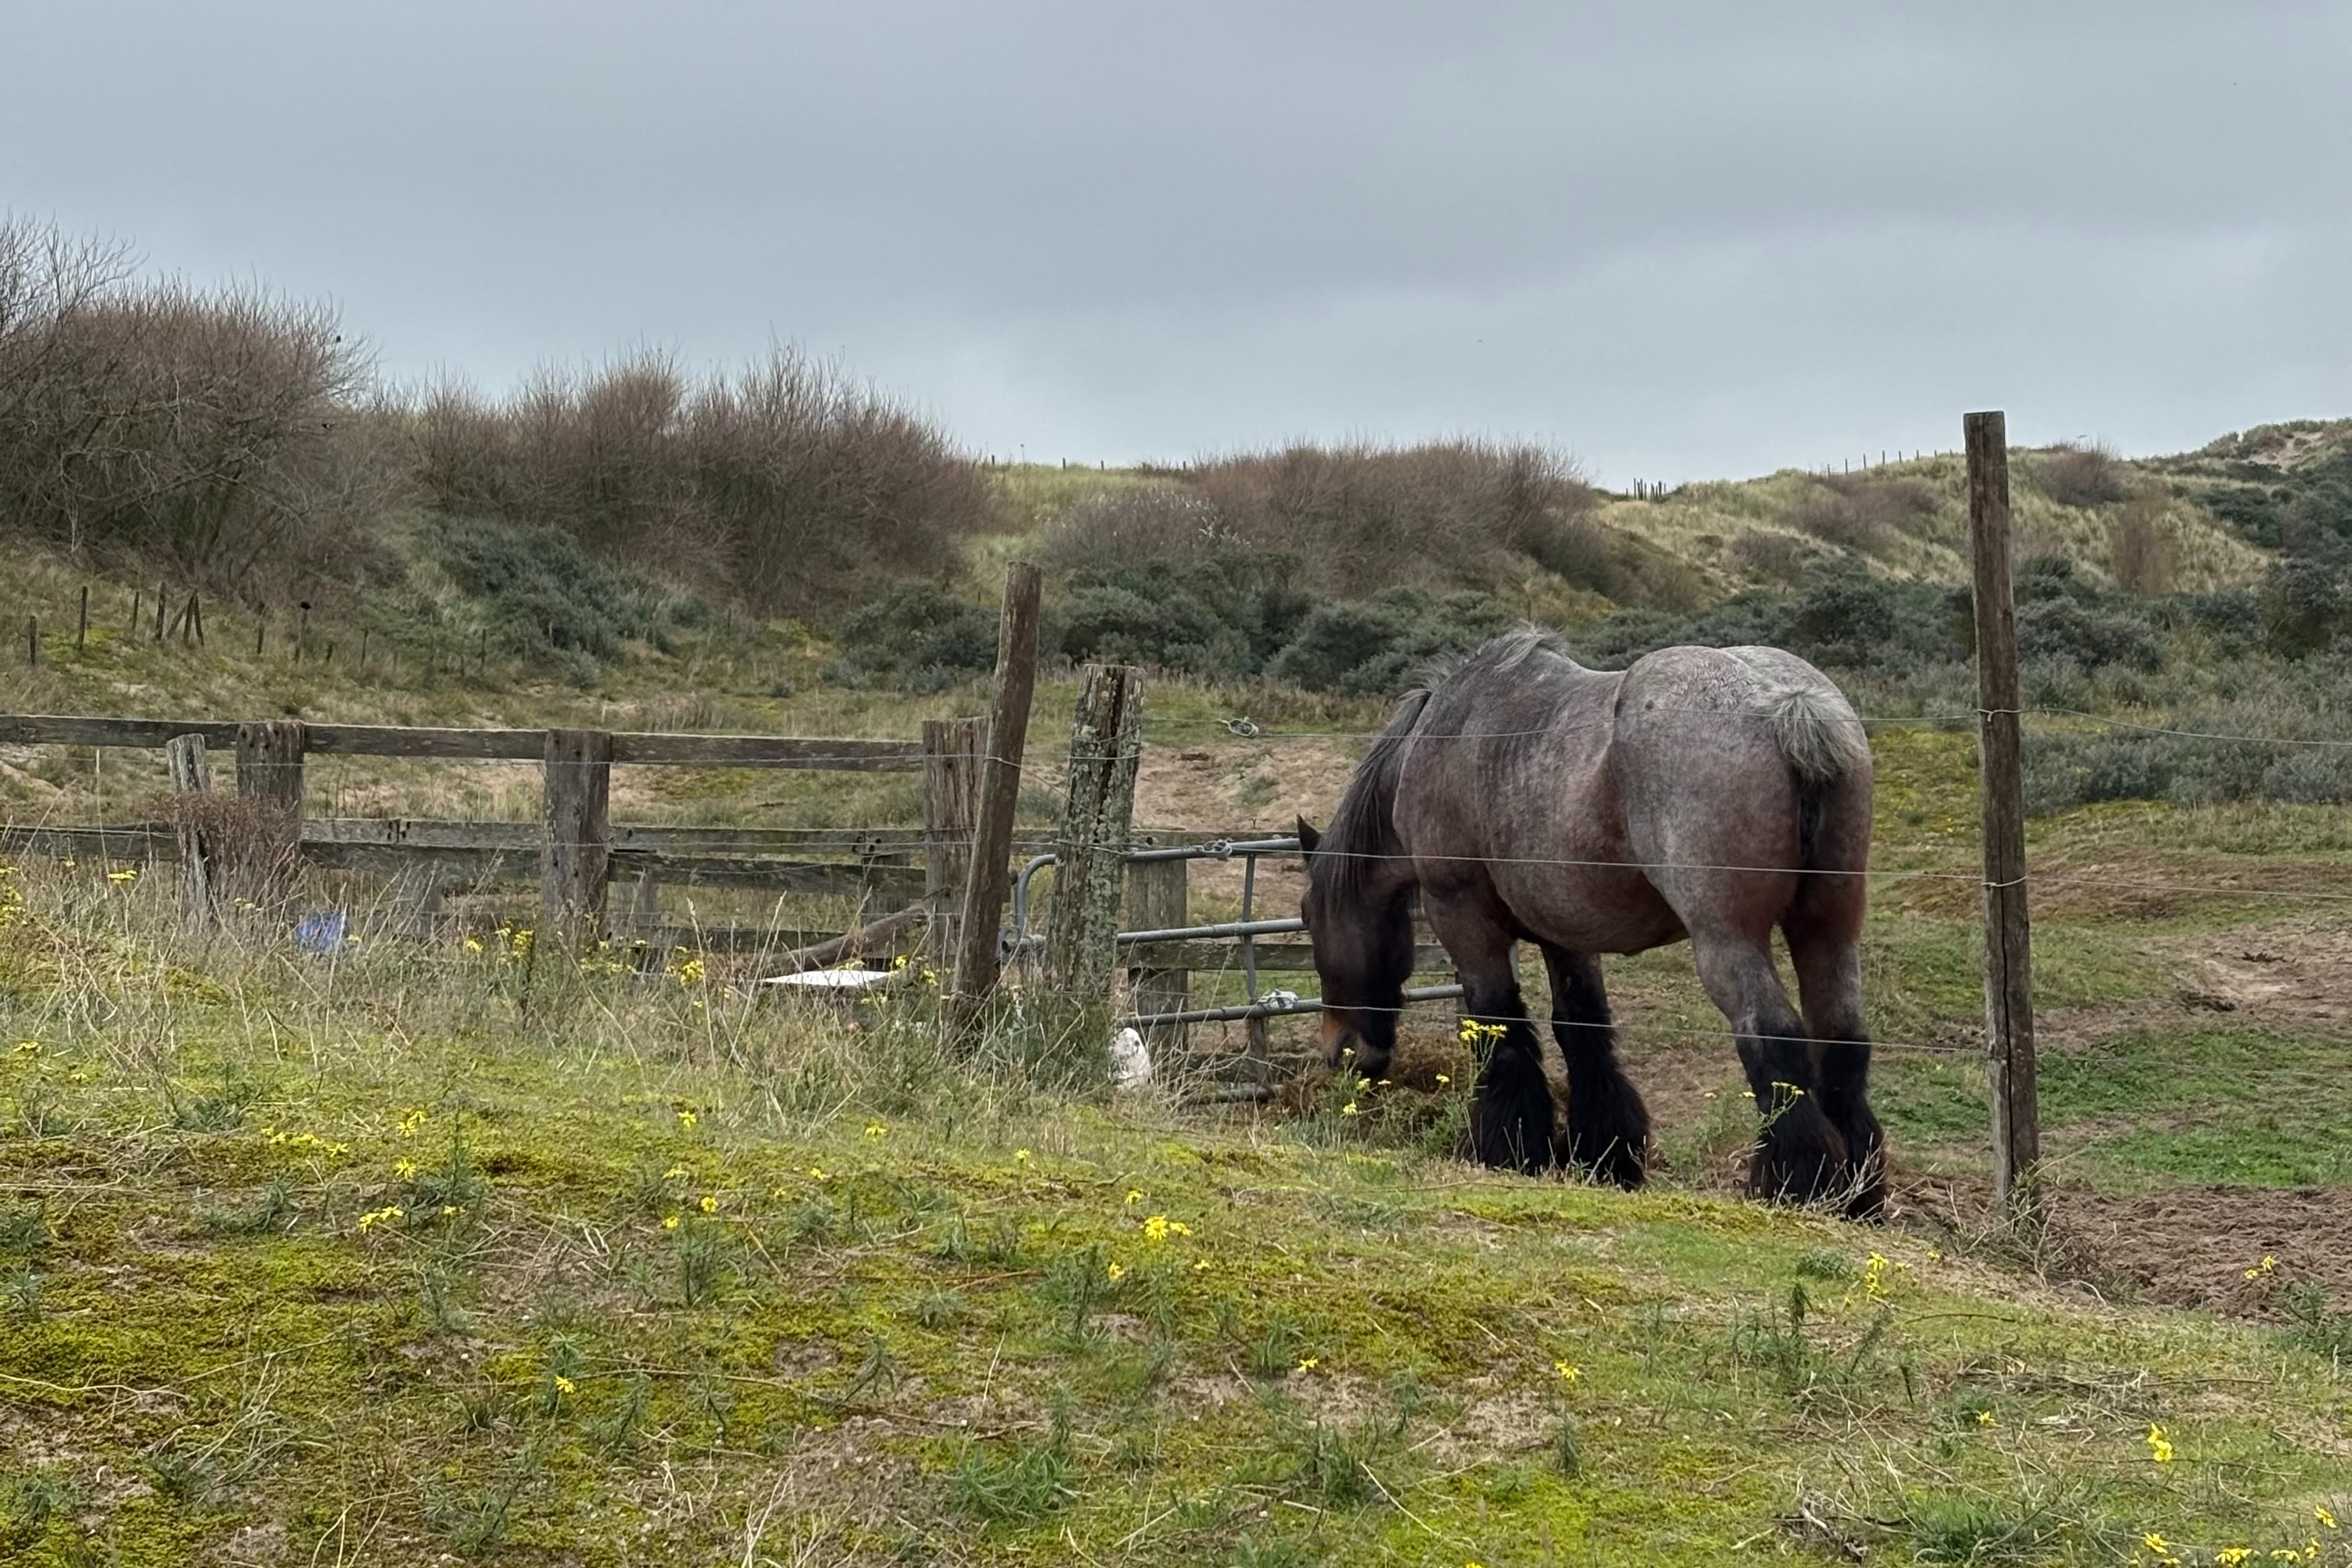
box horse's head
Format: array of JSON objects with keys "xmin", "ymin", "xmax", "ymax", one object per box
[{"xmin": 1297, "ymin": 815, "xmax": 1413, "ymax": 1080}]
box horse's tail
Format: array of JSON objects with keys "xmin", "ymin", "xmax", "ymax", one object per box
[
  {"xmin": 1756, "ymin": 684, "xmax": 1870, "ymax": 866},
  {"xmin": 1756, "ymin": 684, "xmax": 1870, "ymax": 787}
]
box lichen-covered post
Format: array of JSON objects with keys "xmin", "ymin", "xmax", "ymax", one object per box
[{"xmin": 1045, "ymin": 663, "xmax": 1143, "ymax": 1032}]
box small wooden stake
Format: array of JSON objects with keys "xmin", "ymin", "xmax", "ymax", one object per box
[
  {"xmin": 25, "ymin": 615, "xmax": 36, "ymax": 666},
  {"xmin": 76, "ymin": 586, "xmax": 88, "ymax": 651},
  {"xmin": 922, "ymin": 716, "xmax": 985, "ymax": 968},
  {"xmin": 541, "ymin": 728, "xmax": 614, "ymax": 937},
  {"xmin": 1045, "ymin": 662, "xmax": 1145, "ymax": 1020},
  {"xmin": 1965, "ymin": 409, "xmax": 2041, "ymax": 1222},
  {"xmin": 164, "ymin": 733, "xmax": 217, "ymax": 932}
]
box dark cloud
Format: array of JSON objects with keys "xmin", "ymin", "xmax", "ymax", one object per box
[{"xmin": 5, "ymin": 0, "xmax": 2345, "ymax": 479}]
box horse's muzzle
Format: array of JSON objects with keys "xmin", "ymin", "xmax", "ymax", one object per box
[{"xmin": 1321, "ymin": 1013, "xmax": 1392, "ymax": 1080}]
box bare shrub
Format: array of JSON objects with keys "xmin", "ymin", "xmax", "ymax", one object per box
[
  {"xmin": 0, "ymin": 217, "xmax": 383, "ymax": 592},
  {"xmin": 2037, "ymin": 442, "xmax": 2133, "ymax": 508},
  {"xmin": 2109, "ymin": 495, "xmax": 2174, "ymax": 595},
  {"xmin": 1181, "ymin": 439, "xmax": 1594, "ymax": 595},
  {"xmin": 1787, "ymin": 486, "xmax": 1875, "ymax": 551},
  {"xmin": 414, "ymin": 347, "xmax": 991, "ymax": 611},
  {"xmin": 1041, "ymin": 486, "xmax": 1234, "ymax": 576},
  {"xmin": 1727, "ymin": 530, "xmax": 1811, "ymax": 585}
]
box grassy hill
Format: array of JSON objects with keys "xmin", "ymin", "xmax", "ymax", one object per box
[{"xmin": 4, "ymin": 421, "xmax": 2352, "ymax": 1565}]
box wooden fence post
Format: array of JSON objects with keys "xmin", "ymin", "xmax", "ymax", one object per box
[
  {"xmin": 541, "ymin": 729, "xmax": 614, "ymax": 936},
  {"xmin": 164, "ymin": 733, "xmax": 217, "ymax": 932},
  {"xmin": 76, "ymin": 587, "xmax": 88, "ymax": 652},
  {"xmin": 948, "ymin": 562, "xmax": 1043, "ymax": 1037},
  {"xmin": 236, "ymin": 719, "xmax": 307, "ymax": 894},
  {"xmin": 1122, "ymin": 852, "xmax": 1188, "ymax": 1047},
  {"xmin": 1045, "ymin": 663, "xmax": 1144, "ymax": 1019},
  {"xmin": 1965, "ymin": 410, "xmax": 2041, "ymax": 1222},
  {"xmin": 922, "ymin": 716, "xmax": 985, "ymax": 968}
]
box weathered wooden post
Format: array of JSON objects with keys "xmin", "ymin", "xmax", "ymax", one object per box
[
  {"xmin": 235, "ymin": 719, "xmax": 307, "ymax": 896},
  {"xmin": 541, "ymin": 728, "xmax": 614, "ymax": 936},
  {"xmin": 947, "ymin": 562, "xmax": 1042, "ymax": 1038},
  {"xmin": 922, "ymin": 716, "xmax": 985, "ymax": 968},
  {"xmin": 1044, "ymin": 663, "xmax": 1145, "ymax": 1031},
  {"xmin": 1965, "ymin": 410, "xmax": 2041, "ymax": 1222},
  {"xmin": 163, "ymin": 733, "xmax": 217, "ymax": 932},
  {"xmin": 75, "ymin": 586, "xmax": 88, "ymax": 653},
  {"xmin": 1121, "ymin": 851, "xmax": 1188, "ymax": 1048}
]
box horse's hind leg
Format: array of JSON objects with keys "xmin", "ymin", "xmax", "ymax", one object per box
[
  {"xmin": 1538, "ymin": 944, "xmax": 1649, "ymax": 1188},
  {"xmin": 1786, "ymin": 900, "xmax": 1886, "ymax": 1220},
  {"xmin": 1427, "ymin": 901, "xmax": 1556, "ymax": 1174},
  {"xmin": 1689, "ymin": 932, "xmax": 1848, "ymax": 1204}
]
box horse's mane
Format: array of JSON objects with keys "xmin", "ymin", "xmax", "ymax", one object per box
[
  {"xmin": 1321, "ymin": 628, "xmax": 1573, "ymax": 900},
  {"xmin": 1322, "ymin": 688, "xmax": 1429, "ymax": 902}
]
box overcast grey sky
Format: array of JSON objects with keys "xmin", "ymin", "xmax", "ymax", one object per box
[{"xmin": 5, "ymin": 1, "xmax": 2347, "ymax": 482}]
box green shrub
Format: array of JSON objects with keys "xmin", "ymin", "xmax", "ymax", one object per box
[
  {"xmin": 427, "ymin": 515, "xmax": 672, "ymax": 666},
  {"xmin": 829, "ymin": 583, "xmax": 999, "ymax": 690},
  {"xmin": 1269, "ymin": 587, "xmax": 1518, "ymax": 695}
]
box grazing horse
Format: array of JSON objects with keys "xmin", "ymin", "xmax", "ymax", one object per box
[{"xmin": 1297, "ymin": 630, "xmax": 1884, "ymax": 1216}]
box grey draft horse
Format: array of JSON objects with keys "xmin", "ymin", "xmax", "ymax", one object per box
[{"xmin": 1297, "ymin": 630, "xmax": 1884, "ymax": 1216}]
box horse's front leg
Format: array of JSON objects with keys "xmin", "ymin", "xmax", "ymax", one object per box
[
  {"xmin": 1538, "ymin": 944, "xmax": 1650, "ymax": 1189},
  {"xmin": 1427, "ymin": 901, "xmax": 1556, "ymax": 1174}
]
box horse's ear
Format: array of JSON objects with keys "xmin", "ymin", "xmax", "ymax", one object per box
[{"xmin": 1295, "ymin": 817, "xmax": 1321, "ymax": 853}]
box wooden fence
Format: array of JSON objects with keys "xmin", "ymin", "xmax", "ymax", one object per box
[{"xmin": 0, "ymin": 713, "xmax": 961, "ymax": 939}]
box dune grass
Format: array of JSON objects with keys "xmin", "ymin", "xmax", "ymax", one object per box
[{"xmin": 2, "ymin": 856, "xmax": 2350, "ymax": 1566}]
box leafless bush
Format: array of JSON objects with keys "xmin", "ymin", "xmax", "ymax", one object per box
[
  {"xmin": 413, "ymin": 346, "xmax": 992, "ymax": 610},
  {"xmin": 1787, "ymin": 475, "xmax": 1940, "ymax": 551},
  {"xmin": 2037, "ymin": 442, "xmax": 2133, "ymax": 508},
  {"xmin": 1041, "ymin": 485, "xmax": 1235, "ymax": 575},
  {"xmin": 1727, "ymin": 530, "xmax": 1811, "ymax": 585},
  {"xmin": 1787, "ymin": 487, "xmax": 1875, "ymax": 550},
  {"xmin": 2109, "ymin": 494, "xmax": 2174, "ymax": 595},
  {"xmin": 0, "ymin": 217, "xmax": 383, "ymax": 592},
  {"xmin": 1178, "ymin": 439, "xmax": 1595, "ymax": 595}
]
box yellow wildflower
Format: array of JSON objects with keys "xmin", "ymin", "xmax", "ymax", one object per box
[
  {"xmin": 394, "ymin": 1158, "xmax": 417, "ymax": 1180},
  {"xmin": 2318, "ymin": 1507, "xmax": 2337, "ymax": 1529},
  {"xmin": 1340, "ymin": 1102, "xmax": 1358, "ymax": 1116},
  {"xmin": 676, "ymin": 1108, "xmax": 698, "ymax": 1129},
  {"xmin": 2145, "ymin": 1424, "xmax": 2174, "ymax": 1464},
  {"xmin": 2144, "ymin": 1535, "xmax": 2170, "ymax": 1555},
  {"xmin": 2245, "ymin": 1255, "xmax": 2279, "ymax": 1282},
  {"xmin": 356, "ymin": 1205, "xmax": 403, "ymax": 1233},
  {"xmin": 1125, "ymin": 1189, "xmax": 1144, "ymax": 1206},
  {"xmin": 552, "ymin": 1375, "xmax": 576, "ymax": 1396},
  {"xmin": 2217, "ymin": 1550, "xmax": 2252, "ymax": 1568},
  {"xmin": 397, "ymin": 1108, "xmax": 426, "ymax": 1138},
  {"xmin": 1105, "ymin": 1261, "xmax": 1125, "ymax": 1283},
  {"xmin": 1194, "ymin": 1258, "xmax": 1210, "ymax": 1271},
  {"xmin": 1435, "ymin": 1074, "xmax": 1451, "ymax": 1086},
  {"xmin": 698, "ymin": 1194, "xmax": 719, "ymax": 1214},
  {"xmin": 463, "ymin": 936, "xmax": 484, "ymax": 954},
  {"xmin": 1552, "ymin": 1361, "xmax": 1580, "ymax": 1384},
  {"xmin": 661, "ymin": 1215, "xmax": 681, "ymax": 1230},
  {"xmin": 1296, "ymin": 1357, "xmax": 1318, "ymax": 1373},
  {"xmin": 1976, "ymin": 1409, "xmax": 1997, "ymax": 1429},
  {"xmin": 805, "ymin": 1166, "xmax": 828, "ymax": 1181},
  {"xmin": 1013, "ymin": 1149, "xmax": 1032, "ymax": 1166},
  {"xmin": 439, "ymin": 1205, "xmax": 458, "ymax": 1217},
  {"xmin": 864, "ymin": 1123, "xmax": 887, "ymax": 1139},
  {"xmin": 663, "ymin": 1164, "xmax": 690, "ymax": 1180}
]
